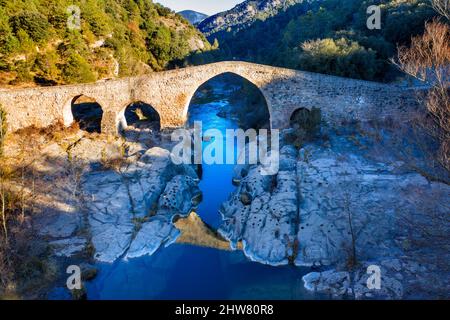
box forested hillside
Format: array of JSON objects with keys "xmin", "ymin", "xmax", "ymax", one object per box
[
  {"xmin": 194, "ymin": 0, "xmax": 438, "ymax": 81},
  {"xmin": 198, "ymin": 0, "xmax": 305, "ymax": 36},
  {"xmin": 0, "ymin": 0, "xmax": 212, "ymax": 86}
]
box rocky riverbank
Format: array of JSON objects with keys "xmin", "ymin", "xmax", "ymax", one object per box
[
  {"xmin": 1, "ymin": 79, "xmax": 448, "ymax": 300},
  {"xmin": 1, "ymin": 121, "xmax": 215, "ymax": 298},
  {"xmin": 218, "ymin": 124, "xmax": 450, "ymax": 299}
]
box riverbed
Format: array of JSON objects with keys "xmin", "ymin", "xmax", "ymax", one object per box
[{"xmin": 84, "ymin": 78, "xmax": 318, "ymax": 300}]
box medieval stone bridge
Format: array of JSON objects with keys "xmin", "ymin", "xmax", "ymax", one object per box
[{"xmin": 0, "ymin": 61, "xmax": 419, "ymax": 135}]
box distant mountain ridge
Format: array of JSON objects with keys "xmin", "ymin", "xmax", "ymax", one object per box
[
  {"xmin": 178, "ymin": 10, "xmax": 209, "ymax": 25},
  {"xmin": 198, "ymin": 0, "xmax": 309, "ymax": 36}
]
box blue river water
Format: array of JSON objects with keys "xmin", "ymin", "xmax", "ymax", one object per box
[
  {"xmin": 82, "ymin": 80, "xmax": 317, "ymax": 300},
  {"xmin": 187, "ymin": 99, "xmax": 238, "ymax": 229}
]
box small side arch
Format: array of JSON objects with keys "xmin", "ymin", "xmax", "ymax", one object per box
[
  {"xmin": 116, "ymin": 101, "xmax": 161, "ymax": 134},
  {"xmin": 63, "ymin": 95, "xmax": 104, "ymax": 133},
  {"xmin": 289, "ymin": 107, "xmax": 321, "ymax": 132}
]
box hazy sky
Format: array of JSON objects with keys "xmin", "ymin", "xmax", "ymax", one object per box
[{"xmin": 156, "ymin": 0, "xmax": 244, "ymax": 15}]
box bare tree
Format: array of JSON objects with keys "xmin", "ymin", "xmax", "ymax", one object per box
[
  {"xmin": 431, "ymin": 0, "xmax": 450, "ymax": 21},
  {"xmin": 343, "ymin": 192, "xmax": 357, "ymax": 268},
  {"xmin": 0, "ymin": 179, "xmax": 7, "ymax": 242},
  {"xmin": 0, "ymin": 106, "xmax": 7, "ymax": 242},
  {"xmin": 0, "ymin": 106, "xmax": 5, "ymax": 146},
  {"xmin": 393, "ymin": 19, "xmax": 450, "ymax": 171}
]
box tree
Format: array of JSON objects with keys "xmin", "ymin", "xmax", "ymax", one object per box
[
  {"xmin": 431, "ymin": 0, "xmax": 450, "ymax": 21},
  {"xmin": 147, "ymin": 26, "xmax": 171, "ymax": 67},
  {"xmin": 0, "ymin": 7, "xmax": 18, "ymax": 55},
  {"xmin": 0, "ymin": 104, "xmax": 6, "ymax": 156},
  {"xmin": 0, "ymin": 0, "xmax": 211, "ymax": 85},
  {"xmin": 34, "ymin": 50, "xmax": 60, "ymax": 83},
  {"xmin": 62, "ymin": 53, "xmax": 96, "ymax": 84},
  {"xmin": 394, "ymin": 19, "xmax": 450, "ymax": 171},
  {"xmin": 10, "ymin": 11, "xmax": 51, "ymax": 43},
  {"xmin": 83, "ymin": 0, "xmax": 112, "ymax": 36},
  {"xmin": 0, "ymin": 104, "xmax": 7, "ymax": 242},
  {"xmin": 298, "ymin": 38, "xmax": 379, "ymax": 80}
]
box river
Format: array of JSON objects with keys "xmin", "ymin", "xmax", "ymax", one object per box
[{"xmin": 84, "ymin": 77, "xmax": 317, "ymax": 300}]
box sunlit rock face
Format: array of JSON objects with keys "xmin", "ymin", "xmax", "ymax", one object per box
[
  {"xmin": 219, "ymin": 125, "xmax": 450, "ymax": 298},
  {"xmin": 82, "ymin": 147, "xmax": 200, "ymax": 263},
  {"xmin": 125, "ymin": 175, "xmax": 201, "ymax": 260},
  {"xmin": 219, "ymin": 145, "xmax": 299, "ymax": 266},
  {"xmin": 295, "ymin": 139, "xmax": 450, "ymax": 299},
  {"xmin": 294, "ymin": 145, "xmax": 432, "ymax": 267}
]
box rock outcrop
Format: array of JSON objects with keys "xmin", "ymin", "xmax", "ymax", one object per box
[
  {"xmin": 219, "ymin": 128, "xmax": 450, "ymax": 298},
  {"xmin": 82, "ymin": 147, "xmax": 200, "ymax": 262},
  {"xmin": 219, "ymin": 145, "xmax": 299, "ymax": 265}
]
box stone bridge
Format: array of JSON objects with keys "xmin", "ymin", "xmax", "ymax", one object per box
[{"xmin": 0, "ymin": 61, "xmax": 419, "ymax": 135}]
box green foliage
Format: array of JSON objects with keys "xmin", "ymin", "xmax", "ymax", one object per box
[
  {"xmin": 62, "ymin": 53, "xmax": 96, "ymax": 84},
  {"xmin": 0, "ymin": 0, "xmax": 211, "ymax": 85},
  {"xmin": 148, "ymin": 26, "xmax": 172, "ymax": 67},
  {"xmin": 34, "ymin": 50, "xmax": 60, "ymax": 83},
  {"xmin": 298, "ymin": 38, "xmax": 378, "ymax": 80},
  {"xmin": 10, "ymin": 11, "xmax": 51, "ymax": 43},
  {"xmin": 82, "ymin": 0, "xmax": 112, "ymax": 37},
  {"xmin": 199, "ymin": 0, "xmax": 437, "ymax": 81},
  {"xmin": 0, "ymin": 7, "xmax": 18, "ymax": 55}
]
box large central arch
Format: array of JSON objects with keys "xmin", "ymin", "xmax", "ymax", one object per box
[
  {"xmin": 185, "ymin": 72, "xmax": 271, "ymax": 130},
  {"xmin": 181, "ymin": 71, "xmax": 273, "ymax": 127}
]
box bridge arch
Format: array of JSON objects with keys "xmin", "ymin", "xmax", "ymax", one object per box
[
  {"xmin": 0, "ymin": 61, "xmax": 415, "ymax": 136},
  {"xmin": 290, "ymin": 107, "xmax": 322, "ymax": 133},
  {"xmin": 116, "ymin": 101, "xmax": 161, "ymax": 133},
  {"xmin": 182, "ymin": 71, "xmax": 273, "ymax": 127},
  {"xmin": 63, "ymin": 95, "xmax": 104, "ymax": 133}
]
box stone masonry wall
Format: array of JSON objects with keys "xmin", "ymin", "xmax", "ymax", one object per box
[{"xmin": 0, "ymin": 61, "xmax": 421, "ymax": 135}]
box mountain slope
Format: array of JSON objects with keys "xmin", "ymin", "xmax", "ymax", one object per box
[
  {"xmin": 194, "ymin": 0, "xmax": 437, "ymax": 81},
  {"xmin": 198, "ymin": 0, "xmax": 307, "ymax": 36},
  {"xmin": 178, "ymin": 10, "xmax": 209, "ymax": 25},
  {"xmin": 0, "ymin": 0, "xmax": 212, "ymax": 87}
]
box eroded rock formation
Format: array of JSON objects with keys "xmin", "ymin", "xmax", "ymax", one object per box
[{"xmin": 218, "ymin": 126, "xmax": 450, "ymax": 299}]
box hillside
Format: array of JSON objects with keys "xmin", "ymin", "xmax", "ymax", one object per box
[
  {"xmin": 178, "ymin": 10, "xmax": 209, "ymax": 25},
  {"xmin": 198, "ymin": 0, "xmax": 305, "ymax": 36},
  {"xmin": 0, "ymin": 0, "xmax": 212, "ymax": 87},
  {"xmin": 194, "ymin": 0, "xmax": 438, "ymax": 81}
]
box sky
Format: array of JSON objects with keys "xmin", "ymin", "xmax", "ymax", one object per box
[{"xmin": 156, "ymin": 0, "xmax": 244, "ymax": 15}]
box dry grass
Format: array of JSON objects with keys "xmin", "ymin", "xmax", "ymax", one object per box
[
  {"xmin": 174, "ymin": 212, "xmax": 243, "ymax": 251},
  {"xmin": 0, "ymin": 165, "xmax": 59, "ymax": 299},
  {"xmin": 0, "ymin": 121, "xmax": 91, "ymax": 298}
]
